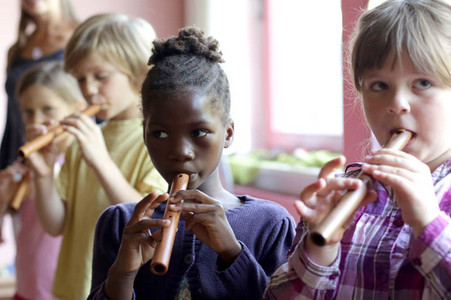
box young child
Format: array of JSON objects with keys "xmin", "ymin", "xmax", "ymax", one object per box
[
  {"xmin": 28, "ymin": 14, "xmax": 167, "ymax": 300},
  {"xmin": 264, "ymin": 0, "xmax": 451, "ymax": 299},
  {"xmin": 87, "ymin": 27, "xmax": 296, "ymax": 300},
  {"xmin": 0, "ymin": 60, "xmax": 85, "ymax": 300}
]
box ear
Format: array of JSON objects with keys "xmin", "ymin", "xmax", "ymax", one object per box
[{"xmin": 224, "ymin": 119, "xmax": 234, "ymax": 149}]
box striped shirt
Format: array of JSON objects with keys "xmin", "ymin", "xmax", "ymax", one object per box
[{"xmin": 264, "ymin": 159, "xmax": 451, "ymax": 300}]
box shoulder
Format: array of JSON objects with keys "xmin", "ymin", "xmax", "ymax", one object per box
[
  {"xmin": 238, "ymin": 195, "xmax": 293, "ymax": 218},
  {"xmin": 97, "ymin": 202, "xmax": 137, "ymax": 232},
  {"xmin": 229, "ymin": 195, "xmax": 295, "ymax": 229}
]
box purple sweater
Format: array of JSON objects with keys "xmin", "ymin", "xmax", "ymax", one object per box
[{"xmin": 88, "ymin": 195, "xmax": 296, "ymax": 300}]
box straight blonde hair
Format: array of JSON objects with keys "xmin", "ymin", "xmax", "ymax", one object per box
[
  {"xmin": 17, "ymin": 60, "xmax": 83, "ymax": 104},
  {"xmin": 64, "ymin": 13, "xmax": 156, "ymax": 92},
  {"xmin": 351, "ymin": 0, "xmax": 451, "ymax": 91},
  {"xmin": 7, "ymin": 0, "xmax": 78, "ymax": 72}
]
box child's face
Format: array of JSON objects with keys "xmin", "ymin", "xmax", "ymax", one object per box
[
  {"xmin": 143, "ymin": 91, "xmax": 233, "ymax": 189},
  {"xmin": 21, "ymin": 0, "xmax": 59, "ymax": 17},
  {"xmin": 361, "ymin": 51, "xmax": 451, "ymax": 169},
  {"xmin": 70, "ymin": 51, "xmax": 139, "ymax": 121},
  {"xmin": 19, "ymin": 84, "xmax": 77, "ymax": 126}
]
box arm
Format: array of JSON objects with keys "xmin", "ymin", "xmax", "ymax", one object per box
[
  {"xmin": 26, "ymin": 124, "xmax": 66, "ymax": 236},
  {"xmin": 263, "ymin": 220, "xmax": 341, "ymax": 300},
  {"xmin": 219, "ymin": 214, "xmax": 296, "ymax": 300},
  {"xmin": 89, "ymin": 193, "xmax": 170, "ymax": 300},
  {"xmin": 409, "ymin": 212, "xmax": 451, "ymax": 297}
]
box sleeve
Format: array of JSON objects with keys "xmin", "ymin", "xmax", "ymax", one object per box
[
  {"xmin": 409, "ymin": 211, "xmax": 451, "ymax": 297},
  {"xmin": 88, "ymin": 205, "xmax": 137, "ymax": 300},
  {"xmin": 218, "ymin": 215, "xmax": 296, "ymax": 300},
  {"xmin": 263, "ymin": 220, "xmax": 341, "ymax": 300}
]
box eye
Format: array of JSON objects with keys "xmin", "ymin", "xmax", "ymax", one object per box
[
  {"xmin": 153, "ymin": 131, "xmax": 168, "ymax": 138},
  {"xmin": 192, "ymin": 129, "xmax": 209, "ymax": 138},
  {"xmin": 370, "ymin": 81, "xmax": 388, "ymax": 91},
  {"xmin": 414, "ymin": 79, "xmax": 431, "ymax": 89},
  {"xmin": 95, "ymin": 73, "xmax": 109, "ymax": 81},
  {"xmin": 43, "ymin": 106, "xmax": 54, "ymax": 113}
]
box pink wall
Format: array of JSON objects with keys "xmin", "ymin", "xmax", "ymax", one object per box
[{"xmin": 342, "ymin": 0, "xmax": 371, "ymax": 163}]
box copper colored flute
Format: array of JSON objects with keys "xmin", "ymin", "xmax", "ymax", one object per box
[
  {"xmin": 151, "ymin": 173, "xmax": 189, "ymax": 275},
  {"xmin": 309, "ymin": 130, "xmax": 412, "ymax": 246},
  {"xmin": 18, "ymin": 104, "xmax": 101, "ymax": 158},
  {"xmin": 9, "ymin": 171, "xmax": 31, "ymax": 211}
]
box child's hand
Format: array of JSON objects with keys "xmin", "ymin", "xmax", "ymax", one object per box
[
  {"xmin": 60, "ymin": 112, "xmax": 108, "ymax": 169},
  {"xmin": 362, "ymin": 149, "xmax": 440, "ymax": 237},
  {"xmin": 296, "ymin": 156, "xmax": 377, "ymax": 244},
  {"xmin": 0, "ymin": 162, "xmax": 29, "ymax": 207},
  {"xmin": 112, "ymin": 192, "xmax": 170, "ymax": 274},
  {"xmin": 25, "ymin": 123, "xmax": 59, "ymax": 177},
  {"xmin": 169, "ymin": 190, "xmax": 242, "ymax": 265}
]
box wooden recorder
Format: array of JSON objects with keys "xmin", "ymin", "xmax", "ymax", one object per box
[
  {"xmin": 309, "ymin": 130, "xmax": 412, "ymax": 246},
  {"xmin": 18, "ymin": 104, "xmax": 100, "ymax": 158},
  {"xmin": 151, "ymin": 173, "xmax": 189, "ymax": 275}
]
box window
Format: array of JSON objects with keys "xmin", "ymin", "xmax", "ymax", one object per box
[
  {"xmin": 184, "ymin": 0, "xmax": 343, "ymax": 154},
  {"xmin": 265, "ymin": 0, "xmax": 343, "ymax": 153}
]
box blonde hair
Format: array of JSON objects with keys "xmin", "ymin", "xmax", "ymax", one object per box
[
  {"xmin": 16, "ymin": 60, "xmax": 83, "ymax": 104},
  {"xmin": 7, "ymin": 0, "xmax": 78, "ymax": 72},
  {"xmin": 351, "ymin": 0, "xmax": 451, "ymax": 91},
  {"xmin": 64, "ymin": 13, "xmax": 156, "ymax": 92}
]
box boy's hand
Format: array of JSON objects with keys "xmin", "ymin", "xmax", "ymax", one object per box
[
  {"xmin": 168, "ymin": 190, "xmax": 242, "ymax": 266},
  {"xmin": 362, "ymin": 149, "xmax": 439, "ymax": 237},
  {"xmin": 60, "ymin": 112, "xmax": 108, "ymax": 169}
]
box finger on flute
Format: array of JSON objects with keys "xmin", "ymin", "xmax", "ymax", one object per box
[
  {"xmin": 309, "ymin": 130, "xmax": 412, "ymax": 246},
  {"xmin": 151, "ymin": 173, "xmax": 189, "ymax": 275},
  {"xmin": 18, "ymin": 104, "xmax": 101, "ymax": 158}
]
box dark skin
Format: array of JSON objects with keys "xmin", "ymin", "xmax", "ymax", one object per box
[{"xmin": 104, "ymin": 90, "xmax": 242, "ymax": 299}]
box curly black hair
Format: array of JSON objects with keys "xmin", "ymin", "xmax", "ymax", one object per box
[{"xmin": 141, "ymin": 26, "xmax": 230, "ymax": 122}]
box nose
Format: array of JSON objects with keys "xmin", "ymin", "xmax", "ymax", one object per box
[
  {"xmin": 169, "ymin": 137, "xmax": 195, "ymax": 161},
  {"xmin": 80, "ymin": 77, "xmax": 98, "ymax": 101},
  {"xmin": 28, "ymin": 111, "xmax": 45, "ymax": 125},
  {"xmin": 387, "ymin": 88, "xmax": 411, "ymax": 115}
]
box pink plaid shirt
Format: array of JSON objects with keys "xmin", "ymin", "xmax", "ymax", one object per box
[{"xmin": 264, "ymin": 159, "xmax": 451, "ymax": 300}]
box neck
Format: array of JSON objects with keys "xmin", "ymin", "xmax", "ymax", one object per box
[{"xmin": 198, "ymin": 169, "xmax": 239, "ymax": 209}]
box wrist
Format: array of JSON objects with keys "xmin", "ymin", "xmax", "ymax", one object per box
[
  {"xmin": 411, "ymin": 211, "xmax": 440, "ymax": 238},
  {"xmin": 217, "ymin": 241, "xmax": 242, "ymax": 268},
  {"xmin": 305, "ymin": 234, "xmax": 340, "ymax": 266},
  {"xmin": 104, "ymin": 262, "xmax": 138, "ymax": 299}
]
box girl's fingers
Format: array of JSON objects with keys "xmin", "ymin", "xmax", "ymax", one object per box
[
  {"xmin": 127, "ymin": 192, "xmax": 159, "ymax": 225},
  {"xmin": 169, "ymin": 189, "xmax": 212, "ymax": 204},
  {"xmin": 318, "ymin": 156, "xmax": 346, "ymax": 179},
  {"xmin": 169, "ymin": 202, "xmax": 219, "ymax": 214}
]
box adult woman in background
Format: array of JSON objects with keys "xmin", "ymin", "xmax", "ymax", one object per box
[{"xmin": 1, "ymin": 0, "xmax": 78, "ymax": 170}]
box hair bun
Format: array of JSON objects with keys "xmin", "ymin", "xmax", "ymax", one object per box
[{"xmin": 149, "ymin": 26, "xmax": 224, "ymax": 65}]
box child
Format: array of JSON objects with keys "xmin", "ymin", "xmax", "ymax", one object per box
[
  {"xmin": 28, "ymin": 14, "xmax": 167, "ymax": 300},
  {"xmin": 1, "ymin": 0, "xmax": 78, "ymax": 170},
  {"xmin": 87, "ymin": 27, "xmax": 296, "ymax": 300},
  {"xmin": 0, "ymin": 60, "xmax": 85, "ymax": 300},
  {"xmin": 264, "ymin": 0, "xmax": 451, "ymax": 299}
]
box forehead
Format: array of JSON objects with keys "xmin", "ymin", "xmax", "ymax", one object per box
[
  {"xmin": 146, "ymin": 91, "xmax": 221, "ymax": 123},
  {"xmin": 19, "ymin": 84, "xmax": 66, "ymax": 107},
  {"xmin": 69, "ymin": 52, "xmax": 117, "ymax": 75}
]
